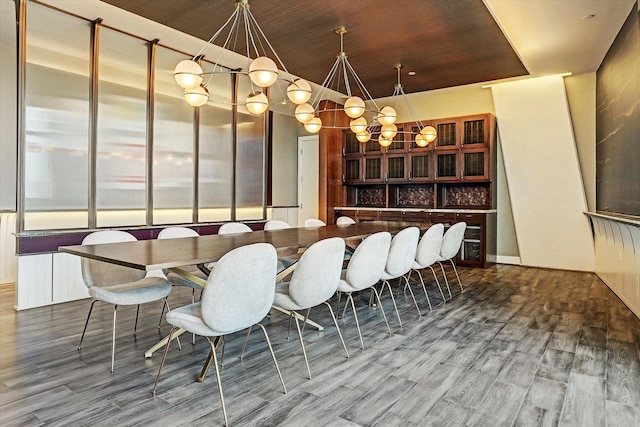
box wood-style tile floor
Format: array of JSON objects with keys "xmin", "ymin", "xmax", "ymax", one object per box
[{"xmin": 1, "ymin": 264, "xmax": 639, "ymax": 426}]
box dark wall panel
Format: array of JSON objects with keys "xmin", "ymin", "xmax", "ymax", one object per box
[{"xmin": 596, "ymin": 5, "xmax": 640, "ymax": 217}]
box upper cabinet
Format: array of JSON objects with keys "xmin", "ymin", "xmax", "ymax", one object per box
[
  {"xmin": 433, "ymin": 114, "xmax": 493, "ymax": 182},
  {"xmin": 339, "ymin": 113, "xmax": 496, "ymax": 210}
]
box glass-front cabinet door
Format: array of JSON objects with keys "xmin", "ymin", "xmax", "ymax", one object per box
[{"xmin": 385, "ymin": 155, "xmax": 406, "ymax": 182}]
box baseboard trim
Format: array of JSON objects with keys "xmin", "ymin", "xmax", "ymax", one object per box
[{"xmin": 496, "ymin": 255, "xmax": 521, "ymax": 265}]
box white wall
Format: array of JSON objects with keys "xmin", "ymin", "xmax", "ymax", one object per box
[
  {"xmin": 565, "ymin": 73, "xmax": 596, "ymax": 212},
  {"xmin": 490, "ymin": 75, "xmax": 594, "ymax": 271}
]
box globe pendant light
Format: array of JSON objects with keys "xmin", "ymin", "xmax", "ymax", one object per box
[
  {"xmin": 294, "ymin": 103, "xmax": 315, "ymax": 124},
  {"xmin": 245, "ymin": 91, "xmax": 269, "ymax": 114},
  {"xmin": 356, "ymin": 131, "xmax": 372, "ymax": 143},
  {"xmin": 172, "ymin": 0, "xmax": 311, "ymax": 113},
  {"xmin": 184, "ymin": 85, "xmax": 209, "ymax": 107},
  {"xmin": 377, "ymin": 106, "xmax": 397, "ymax": 126},
  {"xmin": 287, "ymin": 79, "xmax": 312, "ymax": 104},
  {"xmin": 350, "ymin": 117, "xmax": 368, "ymax": 134},
  {"xmin": 304, "ymin": 117, "xmax": 322, "ymax": 133},
  {"xmin": 381, "ymin": 123, "xmax": 398, "ymax": 139},
  {"xmin": 379, "ymin": 136, "xmax": 393, "ymax": 147},
  {"xmin": 301, "ymin": 27, "xmax": 392, "ymax": 133}
]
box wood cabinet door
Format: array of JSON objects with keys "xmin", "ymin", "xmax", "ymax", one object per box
[
  {"xmin": 461, "ymin": 147, "xmax": 490, "ymax": 181},
  {"xmin": 385, "ymin": 154, "xmax": 407, "ymax": 182},
  {"xmin": 343, "ymin": 156, "xmax": 362, "ymax": 183},
  {"xmin": 408, "ymin": 152, "xmax": 432, "ymax": 182}
]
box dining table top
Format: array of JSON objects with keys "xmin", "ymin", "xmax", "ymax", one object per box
[{"xmin": 58, "ymin": 221, "xmax": 429, "ymax": 271}]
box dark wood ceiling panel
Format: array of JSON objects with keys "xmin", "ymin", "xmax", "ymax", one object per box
[{"xmin": 101, "ymin": 0, "xmax": 528, "ymax": 97}]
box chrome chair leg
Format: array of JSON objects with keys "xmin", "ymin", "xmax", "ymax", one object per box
[
  {"xmin": 381, "ymin": 279, "xmax": 402, "ymax": 327},
  {"xmin": 417, "ymin": 270, "xmax": 433, "ymax": 310},
  {"xmin": 78, "ymin": 300, "xmax": 97, "ymax": 350},
  {"xmin": 240, "ymin": 326, "xmax": 253, "ymax": 359},
  {"xmin": 111, "ymin": 305, "xmax": 118, "ymax": 373},
  {"xmin": 449, "ymin": 259, "xmax": 464, "ymax": 293},
  {"xmin": 323, "ymin": 301, "xmax": 349, "ymax": 359},
  {"xmin": 133, "ymin": 304, "xmax": 140, "ymax": 335},
  {"xmin": 198, "ymin": 337, "xmax": 223, "ymax": 382},
  {"xmin": 346, "ymin": 293, "xmax": 364, "ymax": 349},
  {"xmin": 205, "ymin": 337, "xmax": 229, "ymax": 427},
  {"xmin": 428, "ymin": 265, "xmax": 448, "ymax": 302},
  {"xmin": 371, "ymin": 286, "xmax": 392, "ymax": 334},
  {"xmin": 402, "ymin": 274, "xmax": 422, "ymax": 317},
  {"xmin": 438, "ymin": 262, "xmax": 453, "ymax": 299},
  {"xmin": 152, "ymin": 326, "xmax": 176, "ymax": 395},
  {"xmin": 291, "ymin": 313, "xmax": 312, "ymax": 379},
  {"xmin": 255, "ymin": 323, "xmax": 287, "ymax": 394},
  {"xmin": 163, "ymin": 299, "xmax": 182, "ymax": 351},
  {"xmin": 157, "ymin": 299, "xmax": 167, "ymax": 329},
  {"xmin": 300, "ymin": 308, "xmax": 312, "ymax": 334}
]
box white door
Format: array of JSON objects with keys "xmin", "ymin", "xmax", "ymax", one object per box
[{"xmin": 297, "ymin": 135, "xmax": 319, "ymax": 226}]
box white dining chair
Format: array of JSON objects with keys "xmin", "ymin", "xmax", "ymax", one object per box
[
  {"xmin": 410, "ymin": 223, "xmax": 446, "ymax": 310},
  {"xmin": 218, "ymin": 222, "xmax": 253, "ymax": 234},
  {"xmin": 437, "ymin": 222, "xmax": 467, "ymax": 296},
  {"xmin": 379, "ymin": 226, "xmax": 420, "ymax": 325},
  {"xmin": 157, "ymin": 226, "xmax": 207, "ymax": 343},
  {"xmin": 77, "ymin": 230, "xmax": 173, "ymax": 373},
  {"xmin": 152, "ymin": 243, "xmax": 284, "ymax": 427},
  {"xmin": 271, "ymin": 237, "xmax": 348, "ymax": 379},
  {"xmin": 336, "ymin": 231, "xmax": 392, "ymax": 349},
  {"xmin": 336, "ymin": 216, "xmax": 356, "ymax": 225},
  {"xmin": 304, "ymin": 218, "xmax": 326, "ymax": 227},
  {"xmin": 264, "ymin": 220, "xmax": 291, "ymax": 230}
]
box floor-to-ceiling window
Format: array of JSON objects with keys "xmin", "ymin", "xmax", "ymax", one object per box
[{"xmin": 19, "ymin": 1, "xmax": 265, "ymax": 232}]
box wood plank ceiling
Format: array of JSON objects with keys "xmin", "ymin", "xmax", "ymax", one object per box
[{"xmin": 101, "ymin": 0, "xmax": 528, "ymax": 98}]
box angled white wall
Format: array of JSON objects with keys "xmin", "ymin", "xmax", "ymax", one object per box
[{"xmin": 490, "ymin": 75, "xmax": 594, "ymax": 271}]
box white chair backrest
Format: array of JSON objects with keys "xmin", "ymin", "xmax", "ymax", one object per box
[
  {"xmin": 304, "ymin": 218, "xmax": 326, "ymax": 227},
  {"xmin": 218, "ymin": 222, "xmax": 252, "ymax": 234},
  {"xmin": 81, "ymin": 230, "xmax": 145, "ymax": 288},
  {"xmin": 264, "ymin": 220, "xmax": 291, "ymax": 231},
  {"xmin": 345, "ymin": 231, "xmax": 391, "ymax": 290},
  {"xmin": 288, "ymin": 237, "xmax": 345, "ymax": 307},
  {"xmin": 157, "ymin": 226, "xmax": 199, "ymax": 239},
  {"xmin": 440, "ymin": 222, "xmax": 466, "ymax": 259},
  {"xmin": 415, "ymin": 223, "xmax": 445, "ymax": 268},
  {"xmin": 201, "ymin": 243, "xmax": 277, "ymax": 335},
  {"xmin": 384, "ymin": 227, "xmax": 420, "ymax": 277},
  {"xmin": 336, "ymin": 216, "xmax": 356, "ymax": 225}
]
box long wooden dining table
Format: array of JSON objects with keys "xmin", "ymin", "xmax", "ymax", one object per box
[{"xmin": 59, "ymin": 221, "xmax": 428, "ymax": 359}]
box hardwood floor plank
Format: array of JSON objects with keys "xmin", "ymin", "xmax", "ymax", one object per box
[
  {"xmin": 2, "ymin": 264, "xmax": 639, "ymax": 426},
  {"xmin": 497, "ymin": 351, "xmax": 542, "ymax": 388},
  {"xmin": 559, "ymin": 373, "xmax": 605, "ymax": 426},
  {"xmin": 537, "ymin": 348, "xmax": 575, "ymax": 383},
  {"xmin": 340, "ymin": 375, "xmax": 417, "ymax": 426},
  {"xmin": 466, "ymin": 381, "xmax": 528, "ymax": 427}
]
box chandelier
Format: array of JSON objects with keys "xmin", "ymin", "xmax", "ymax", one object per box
[
  {"xmin": 294, "ymin": 27, "xmax": 395, "ymax": 139},
  {"xmin": 374, "ymin": 64, "xmax": 437, "ymax": 148},
  {"xmin": 172, "ymin": 0, "xmax": 312, "ymax": 114}
]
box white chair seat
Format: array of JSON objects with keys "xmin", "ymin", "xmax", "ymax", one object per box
[
  {"xmin": 164, "ymin": 302, "xmax": 222, "ymax": 337},
  {"xmin": 88, "ymin": 277, "xmax": 171, "ymax": 306}
]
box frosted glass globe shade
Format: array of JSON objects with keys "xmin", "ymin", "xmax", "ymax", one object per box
[
  {"xmin": 421, "ymin": 125, "xmax": 437, "ymax": 142},
  {"xmin": 415, "ymin": 134, "xmax": 429, "ymax": 147},
  {"xmin": 183, "ymin": 85, "xmax": 209, "ymax": 107},
  {"xmin": 378, "ymin": 136, "xmax": 392, "ymax": 147},
  {"xmin": 349, "ymin": 117, "xmax": 368, "ymax": 134},
  {"xmin": 377, "ymin": 106, "xmax": 397, "ymax": 126},
  {"xmin": 286, "ymin": 79, "xmax": 312, "ymax": 104},
  {"xmin": 356, "ymin": 131, "xmax": 371, "ymax": 143},
  {"xmin": 344, "ymin": 96, "xmax": 365, "ymax": 118},
  {"xmin": 174, "ymin": 60, "xmax": 204, "ymax": 89},
  {"xmin": 249, "ymin": 56, "xmax": 279, "ymax": 87},
  {"xmin": 381, "ymin": 124, "xmax": 398, "ymax": 139},
  {"xmin": 294, "ymin": 103, "xmax": 315, "ymax": 123},
  {"xmin": 245, "ymin": 91, "xmax": 269, "ymax": 114},
  {"xmin": 304, "ymin": 117, "xmax": 322, "ymax": 133}
]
